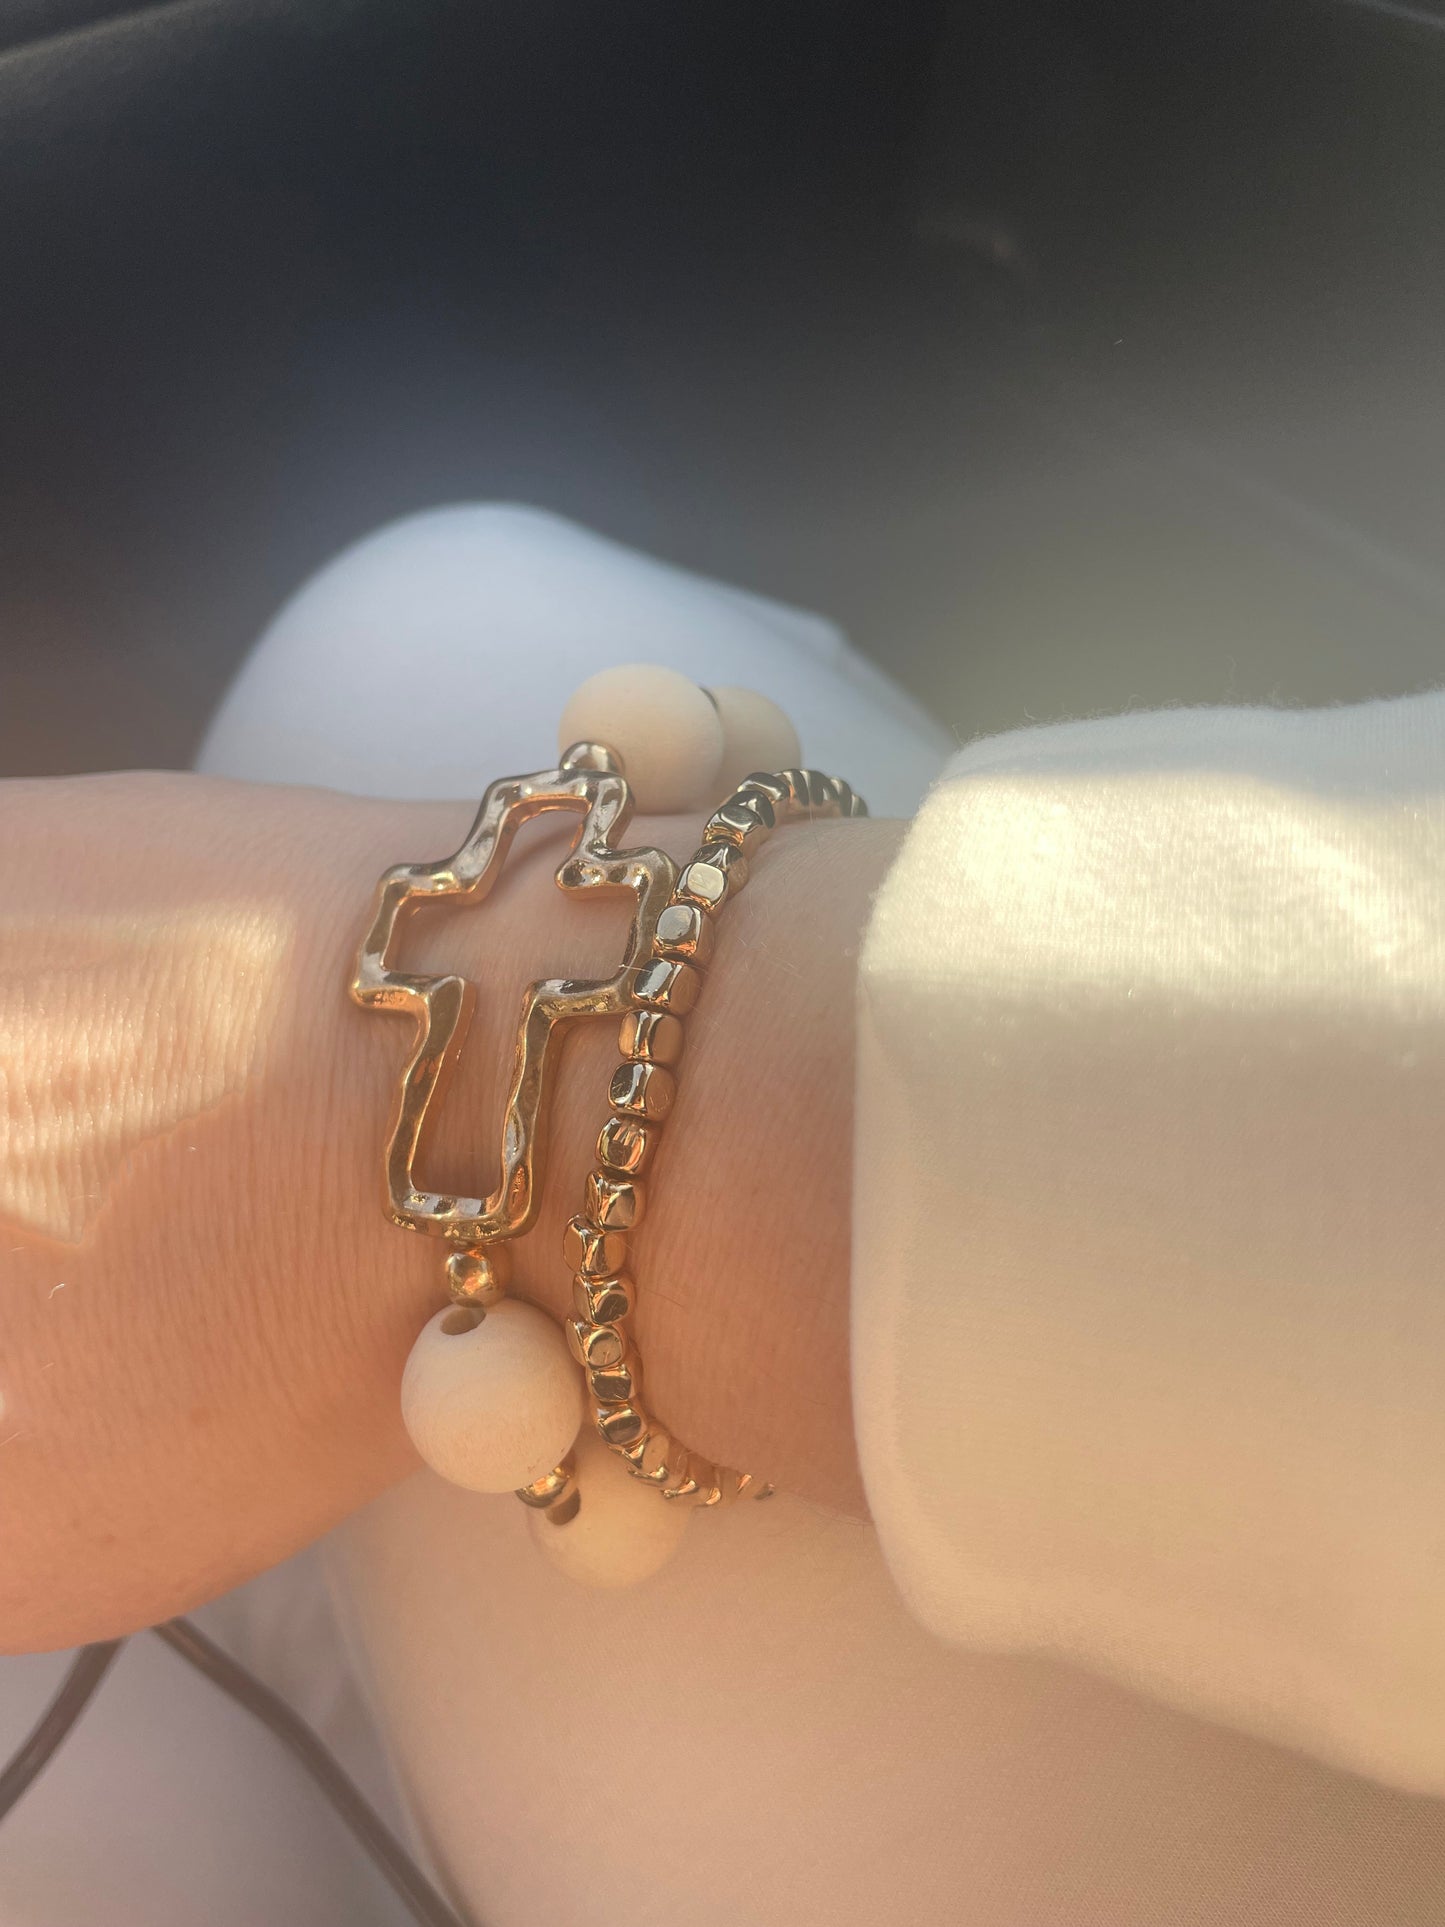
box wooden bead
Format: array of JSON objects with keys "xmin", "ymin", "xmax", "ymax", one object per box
[
  {"xmin": 558, "ymin": 665, "xmax": 723, "ymax": 813},
  {"xmin": 400, "ymin": 1300, "xmax": 582, "ymax": 1494},
  {"xmin": 706, "ymin": 687, "xmax": 801, "ymax": 799},
  {"xmin": 528, "ymin": 1423, "xmax": 690, "ymax": 1589}
]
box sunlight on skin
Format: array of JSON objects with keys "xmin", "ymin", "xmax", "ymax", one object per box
[{"xmin": 0, "ymin": 909, "xmax": 292, "ymax": 1244}]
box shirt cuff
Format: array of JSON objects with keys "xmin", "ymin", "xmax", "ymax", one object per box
[{"xmin": 852, "ymin": 691, "xmax": 1445, "ymax": 1795}]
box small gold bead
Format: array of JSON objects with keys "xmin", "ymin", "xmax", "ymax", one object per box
[
  {"xmin": 633, "ymin": 957, "xmax": 700, "ymax": 1014},
  {"xmin": 597, "ymin": 1112, "xmax": 656, "ymax": 1174},
  {"xmin": 590, "ymin": 1351, "xmax": 639, "ymax": 1405},
  {"xmin": 566, "ymin": 1318, "xmax": 627, "ymax": 1369},
  {"xmin": 688, "ymin": 1463, "xmax": 725, "ymax": 1508},
  {"xmin": 677, "ymin": 845, "xmax": 749, "ymax": 910},
  {"xmin": 619, "ymin": 1008, "xmax": 685, "ymax": 1064},
  {"xmin": 557, "ymin": 739, "xmax": 624, "ymax": 774},
  {"xmin": 659, "ymin": 1454, "xmax": 702, "ymax": 1502},
  {"xmin": 652, "ymin": 900, "xmax": 715, "ymax": 966},
  {"xmin": 596, "ymin": 1402, "xmax": 646, "ymax": 1447},
  {"xmin": 586, "ymin": 1168, "xmax": 644, "ymax": 1229},
  {"xmin": 546, "ymin": 1485, "xmax": 583, "ymax": 1526},
  {"xmin": 563, "ymin": 1215, "xmax": 627, "ymax": 1278},
  {"xmin": 572, "ymin": 1273, "xmax": 635, "ymax": 1325},
  {"xmin": 515, "ymin": 1455, "xmax": 575, "ymax": 1509},
  {"xmin": 609, "ymin": 1060, "xmax": 676, "ymax": 1121},
  {"xmin": 633, "ymin": 1430, "xmax": 676, "ymax": 1482},
  {"xmin": 445, "ymin": 1245, "xmax": 511, "ymax": 1306},
  {"xmin": 777, "ymin": 768, "xmax": 813, "ymax": 818},
  {"xmin": 632, "ymin": 1443, "xmax": 680, "ymax": 1488},
  {"xmin": 612, "ymin": 1433, "xmax": 655, "ymax": 1472},
  {"xmin": 740, "ymin": 771, "xmax": 791, "ymax": 806},
  {"xmin": 703, "ymin": 790, "xmax": 774, "ymax": 851}
]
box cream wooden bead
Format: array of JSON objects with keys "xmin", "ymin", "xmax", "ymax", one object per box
[
  {"xmin": 558, "ymin": 664, "xmax": 723, "ymax": 813},
  {"xmin": 706, "ymin": 686, "xmax": 801, "ymax": 799},
  {"xmin": 528, "ymin": 1420, "xmax": 690, "ymax": 1588},
  {"xmin": 401, "ymin": 1299, "xmax": 582, "ymax": 1494}
]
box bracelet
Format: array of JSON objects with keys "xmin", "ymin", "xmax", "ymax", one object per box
[
  {"xmin": 546, "ymin": 762, "xmax": 865, "ymax": 1519},
  {"xmin": 352, "ymin": 665, "xmax": 864, "ymax": 1589}
]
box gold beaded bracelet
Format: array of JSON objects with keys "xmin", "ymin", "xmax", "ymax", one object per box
[
  {"xmin": 352, "ymin": 666, "xmax": 864, "ymax": 1589},
  {"xmin": 529, "ymin": 763, "xmax": 866, "ymax": 1525}
]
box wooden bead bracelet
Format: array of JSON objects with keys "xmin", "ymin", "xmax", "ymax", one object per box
[{"xmin": 351, "ymin": 665, "xmax": 865, "ymax": 1588}]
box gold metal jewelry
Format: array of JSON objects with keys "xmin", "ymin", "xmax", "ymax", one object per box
[
  {"xmin": 351, "ymin": 742, "xmax": 676, "ymax": 1245},
  {"xmin": 556, "ymin": 765, "xmax": 867, "ymax": 1511},
  {"xmin": 354, "ymin": 720, "xmax": 864, "ymax": 1559}
]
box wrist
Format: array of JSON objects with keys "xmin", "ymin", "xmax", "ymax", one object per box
[{"xmin": 364, "ymin": 798, "xmax": 901, "ymax": 1514}]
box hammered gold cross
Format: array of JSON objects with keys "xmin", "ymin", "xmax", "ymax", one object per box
[{"xmin": 351, "ymin": 744, "xmax": 676, "ymax": 1244}]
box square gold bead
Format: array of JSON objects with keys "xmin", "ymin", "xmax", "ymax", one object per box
[
  {"xmin": 563, "ymin": 1214, "xmax": 627, "ymax": 1278},
  {"xmin": 704, "ymin": 789, "xmax": 775, "ymax": 851},
  {"xmin": 677, "ymin": 844, "xmax": 749, "ymax": 911},
  {"xmin": 778, "ymin": 768, "xmax": 839, "ymax": 819},
  {"xmin": 586, "ymin": 1168, "xmax": 644, "ymax": 1229},
  {"xmin": 631, "ymin": 1429, "xmax": 676, "ymax": 1481},
  {"xmin": 597, "ymin": 1113, "xmax": 656, "ymax": 1174},
  {"xmin": 777, "ymin": 768, "xmax": 813, "ymax": 818},
  {"xmin": 620, "ymin": 1008, "xmax": 685, "ymax": 1064},
  {"xmin": 741, "ymin": 771, "xmax": 791, "ymax": 807},
  {"xmin": 572, "ymin": 1273, "xmax": 635, "ymax": 1324},
  {"xmin": 590, "ymin": 1352, "xmax": 639, "ymax": 1404},
  {"xmin": 659, "ymin": 1454, "xmax": 702, "ymax": 1501},
  {"xmin": 597, "ymin": 1402, "xmax": 646, "ymax": 1447},
  {"xmin": 609, "ymin": 1060, "xmax": 676, "ymax": 1121},
  {"xmin": 653, "ymin": 900, "xmax": 714, "ymax": 966},
  {"xmin": 634, "ymin": 957, "xmax": 700, "ymax": 1014},
  {"xmin": 615, "ymin": 1426, "xmax": 658, "ymax": 1472},
  {"xmin": 566, "ymin": 1317, "xmax": 627, "ymax": 1369}
]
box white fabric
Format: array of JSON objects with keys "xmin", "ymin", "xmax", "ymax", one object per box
[
  {"xmin": 200, "ymin": 503, "xmax": 947, "ymax": 818},
  {"xmin": 855, "ymin": 694, "xmax": 1445, "ymax": 1795},
  {"xmin": 0, "ymin": 1554, "xmax": 415, "ymax": 1927}
]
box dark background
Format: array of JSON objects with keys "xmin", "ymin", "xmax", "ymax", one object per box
[{"xmin": 3, "ymin": 0, "xmax": 1444, "ymax": 777}]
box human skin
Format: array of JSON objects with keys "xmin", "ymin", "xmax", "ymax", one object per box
[{"xmin": 0, "ymin": 772, "xmax": 901, "ymax": 1651}]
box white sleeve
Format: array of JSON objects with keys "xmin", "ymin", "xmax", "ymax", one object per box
[{"xmin": 852, "ymin": 688, "xmax": 1445, "ymax": 1796}]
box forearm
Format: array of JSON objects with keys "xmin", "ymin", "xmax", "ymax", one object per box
[{"xmin": 0, "ymin": 771, "xmax": 899, "ymax": 1649}]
